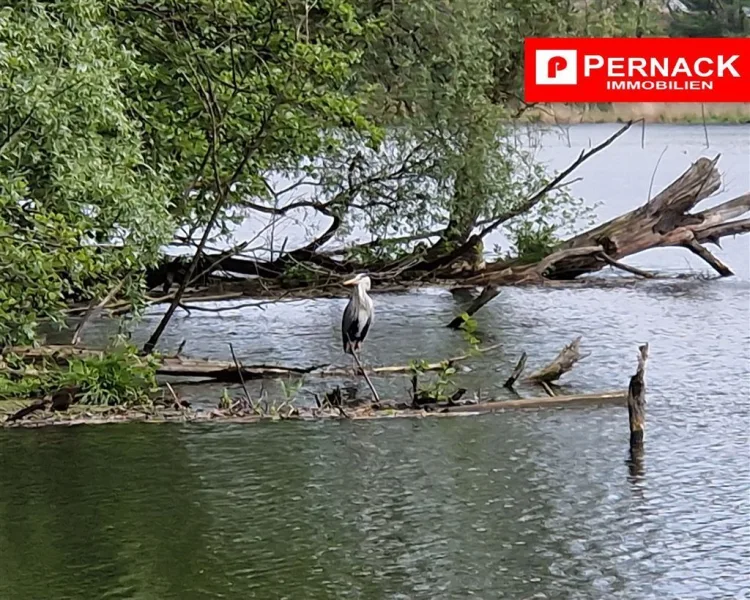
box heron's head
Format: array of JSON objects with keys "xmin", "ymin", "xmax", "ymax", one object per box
[{"xmin": 343, "ymin": 273, "xmax": 371, "ymax": 291}]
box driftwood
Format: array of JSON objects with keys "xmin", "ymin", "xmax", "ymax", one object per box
[
  {"xmin": 2, "ymin": 339, "xmax": 647, "ymax": 427},
  {"xmin": 435, "ymin": 390, "xmax": 625, "ymax": 413},
  {"xmin": 525, "ymin": 337, "xmax": 587, "ymax": 384},
  {"xmin": 3, "ymin": 339, "xmax": 648, "ymax": 440}
]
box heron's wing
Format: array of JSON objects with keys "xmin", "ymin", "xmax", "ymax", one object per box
[
  {"xmin": 342, "ymin": 299, "xmax": 358, "ymax": 350},
  {"xmin": 358, "ymin": 315, "xmax": 371, "ymax": 343}
]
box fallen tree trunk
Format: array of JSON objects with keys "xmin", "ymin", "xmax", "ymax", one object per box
[
  {"xmin": 4, "ymin": 344, "xmax": 500, "ymax": 383},
  {"xmin": 447, "ymin": 156, "xmax": 749, "ymax": 319},
  {"xmin": 436, "ymin": 390, "xmax": 625, "ymax": 413},
  {"xmin": 2, "ymin": 390, "xmax": 628, "ymax": 427},
  {"xmin": 94, "ymin": 158, "xmax": 746, "ymax": 319},
  {"xmin": 474, "ymin": 157, "xmax": 748, "ymax": 284}
]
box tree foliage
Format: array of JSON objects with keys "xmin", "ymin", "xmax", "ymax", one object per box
[
  {"xmin": 0, "ymin": 0, "xmax": 380, "ymax": 347},
  {"xmin": 110, "ymin": 0, "xmax": 380, "ymax": 235},
  {"xmin": 0, "ymin": 1, "xmax": 173, "ymax": 345},
  {"xmin": 0, "ymin": 343, "xmax": 159, "ymax": 405},
  {"xmin": 264, "ymin": 0, "xmax": 655, "ymax": 265},
  {"xmin": 0, "ymin": 0, "xmax": 668, "ymax": 354}
]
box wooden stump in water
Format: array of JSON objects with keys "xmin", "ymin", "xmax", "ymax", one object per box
[{"xmin": 627, "ymin": 344, "xmax": 649, "ymax": 450}]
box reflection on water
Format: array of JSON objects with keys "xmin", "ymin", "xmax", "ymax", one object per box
[
  {"xmin": 0, "ymin": 407, "xmax": 748, "ymax": 599},
  {"xmin": 2, "ymin": 125, "xmax": 749, "ymax": 599}
]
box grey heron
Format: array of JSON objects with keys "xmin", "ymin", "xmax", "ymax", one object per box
[
  {"xmin": 341, "ymin": 273, "xmax": 373, "ymax": 357},
  {"xmin": 341, "ymin": 273, "xmax": 380, "ymax": 402}
]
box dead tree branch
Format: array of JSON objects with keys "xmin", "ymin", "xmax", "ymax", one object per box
[
  {"xmin": 525, "ymin": 337, "xmax": 587, "ymax": 384},
  {"xmin": 684, "ymin": 240, "xmax": 733, "ymax": 277},
  {"xmin": 446, "ymin": 285, "xmax": 500, "ymax": 328},
  {"xmin": 504, "ymin": 352, "xmax": 527, "ymax": 389}
]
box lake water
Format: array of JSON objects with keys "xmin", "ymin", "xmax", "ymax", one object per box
[{"xmin": 1, "ymin": 124, "xmax": 749, "ymax": 599}]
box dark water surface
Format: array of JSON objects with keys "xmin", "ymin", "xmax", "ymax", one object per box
[{"xmin": 1, "ymin": 125, "xmax": 749, "ymax": 599}]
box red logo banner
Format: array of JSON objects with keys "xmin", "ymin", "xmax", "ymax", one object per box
[{"xmin": 524, "ymin": 38, "xmax": 750, "ymax": 103}]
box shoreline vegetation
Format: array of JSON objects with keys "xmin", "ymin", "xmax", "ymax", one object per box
[
  {"xmin": 1, "ymin": 337, "xmax": 634, "ymax": 433},
  {"xmin": 3, "ymin": 127, "xmax": 748, "ymax": 433},
  {"xmin": 523, "ymin": 102, "xmax": 750, "ymax": 124},
  {"xmin": 2, "ymin": 337, "xmax": 650, "ymax": 461},
  {"xmin": 2, "ymin": 1, "xmax": 748, "ymax": 438}
]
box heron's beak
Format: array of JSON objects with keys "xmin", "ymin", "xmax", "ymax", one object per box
[{"xmin": 342, "ymin": 277, "xmax": 358, "ymax": 286}]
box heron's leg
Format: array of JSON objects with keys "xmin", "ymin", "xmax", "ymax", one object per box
[{"xmin": 356, "ymin": 346, "xmax": 365, "ymax": 369}]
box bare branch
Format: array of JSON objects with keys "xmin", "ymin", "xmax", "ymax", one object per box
[
  {"xmin": 478, "ymin": 121, "xmax": 634, "ymax": 240},
  {"xmin": 684, "ymin": 240, "xmax": 734, "ymax": 277},
  {"xmin": 71, "ymin": 279, "xmax": 127, "ymax": 345},
  {"xmin": 598, "ymin": 253, "xmax": 655, "ymax": 279},
  {"xmin": 693, "ymin": 192, "xmax": 750, "ymax": 230},
  {"xmin": 695, "ymin": 217, "xmax": 750, "ymax": 243}
]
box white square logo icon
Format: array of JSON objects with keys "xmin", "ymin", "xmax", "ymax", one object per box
[{"xmin": 535, "ymin": 49, "xmax": 578, "ymax": 85}]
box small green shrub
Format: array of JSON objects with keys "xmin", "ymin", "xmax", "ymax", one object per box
[{"xmin": 0, "ymin": 344, "xmax": 159, "ymax": 406}]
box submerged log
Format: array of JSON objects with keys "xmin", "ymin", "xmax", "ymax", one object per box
[
  {"xmin": 446, "ymin": 285, "xmax": 500, "ymax": 329},
  {"xmin": 503, "ymin": 352, "xmax": 528, "ymax": 389}
]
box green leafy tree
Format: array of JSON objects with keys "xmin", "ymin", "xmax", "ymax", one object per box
[
  {"xmin": 0, "ymin": 1, "xmax": 172, "ymax": 346},
  {"xmin": 110, "ymin": 0, "xmax": 379, "ymax": 239},
  {"xmin": 275, "ymin": 0, "xmax": 657, "ymax": 272}
]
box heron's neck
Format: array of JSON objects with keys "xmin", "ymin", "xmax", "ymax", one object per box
[{"xmin": 353, "ymin": 283, "xmax": 369, "ymax": 306}]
